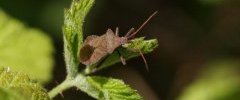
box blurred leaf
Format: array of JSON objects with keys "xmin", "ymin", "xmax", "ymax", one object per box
[
  {"xmin": 0, "ymin": 87, "xmax": 25, "ymax": 100},
  {"xmin": 63, "ymin": 0, "xmax": 94, "ymax": 78},
  {"xmin": 74, "ymin": 75, "xmax": 142, "ymax": 100},
  {"xmin": 0, "ymin": 9, "xmax": 54, "ymax": 83},
  {"xmin": 0, "ymin": 68, "xmax": 50, "ymax": 100},
  {"xmin": 178, "ymin": 59, "xmax": 240, "ymax": 100}
]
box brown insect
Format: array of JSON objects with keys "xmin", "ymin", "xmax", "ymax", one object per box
[{"xmin": 80, "ymin": 11, "xmax": 158, "ymax": 70}]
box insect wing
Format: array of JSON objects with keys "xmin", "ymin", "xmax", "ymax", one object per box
[
  {"xmin": 105, "ymin": 29, "xmax": 121, "ymax": 53},
  {"xmin": 84, "ymin": 35, "xmax": 99, "ymax": 45}
]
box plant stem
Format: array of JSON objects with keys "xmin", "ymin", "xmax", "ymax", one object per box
[{"xmin": 48, "ymin": 79, "xmax": 73, "ymax": 99}]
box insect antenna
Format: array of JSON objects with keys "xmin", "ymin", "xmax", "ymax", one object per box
[
  {"xmin": 127, "ymin": 11, "xmax": 158, "ymax": 39},
  {"xmin": 123, "ymin": 11, "xmax": 157, "ymax": 71}
]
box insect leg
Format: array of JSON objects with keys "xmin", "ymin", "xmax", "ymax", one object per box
[
  {"xmin": 117, "ymin": 50, "xmax": 126, "ymax": 65},
  {"xmin": 137, "ymin": 48, "xmax": 149, "ymax": 71}
]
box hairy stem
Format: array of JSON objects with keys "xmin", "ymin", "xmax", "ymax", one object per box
[
  {"xmin": 64, "ymin": 37, "xmax": 79, "ymax": 78},
  {"xmin": 48, "ymin": 79, "xmax": 73, "ymax": 99}
]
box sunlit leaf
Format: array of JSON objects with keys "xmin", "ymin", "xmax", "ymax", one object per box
[
  {"xmin": 0, "ymin": 87, "xmax": 26, "ymax": 100},
  {"xmin": 0, "ymin": 9, "xmax": 54, "ymax": 83},
  {"xmin": 73, "ymin": 75, "xmax": 142, "ymax": 100},
  {"xmin": 0, "ymin": 68, "xmax": 50, "ymax": 100}
]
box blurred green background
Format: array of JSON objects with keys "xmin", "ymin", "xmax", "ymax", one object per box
[{"xmin": 1, "ymin": 0, "xmax": 240, "ymax": 100}]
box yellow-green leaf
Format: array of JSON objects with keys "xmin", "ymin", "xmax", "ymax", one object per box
[
  {"xmin": 73, "ymin": 75, "xmax": 142, "ymax": 100},
  {"xmin": 0, "ymin": 87, "xmax": 26, "ymax": 100},
  {"xmin": 0, "ymin": 9, "xmax": 54, "ymax": 83},
  {"xmin": 0, "ymin": 68, "xmax": 50, "ymax": 100},
  {"xmin": 87, "ymin": 76, "xmax": 142, "ymax": 100}
]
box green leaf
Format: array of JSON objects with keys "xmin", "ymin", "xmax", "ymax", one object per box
[
  {"xmin": 178, "ymin": 59, "xmax": 240, "ymax": 100},
  {"xmin": 0, "ymin": 87, "xmax": 26, "ymax": 100},
  {"xmin": 73, "ymin": 75, "xmax": 142, "ymax": 100},
  {"xmin": 63, "ymin": 0, "xmax": 95, "ymax": 78},
  {"xmin": 0, "ymin": 68, "xmax": 50, "ymax": 100},
  {"xmin": 122, "ymin": 37, "xmax": 158, "ymax": 53},
  {"xmin": 85, "ymin": 37, "xmax": 158, "ymax": 74},
  {"xmin": 0, "ymin": 9, "xmax": 54, "ymax": 83}
]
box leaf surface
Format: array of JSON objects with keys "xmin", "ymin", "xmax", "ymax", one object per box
[
  {"xmin": 73, "ymin": 75, "xmax": 142, "ymax": 100},
  {"xmin": 0, "ymin": 68, "xmax": 50, "ymax": 100},
  {"xmin": 0, "ymin": 10, "xmax": 54, "ymax": 83}
]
